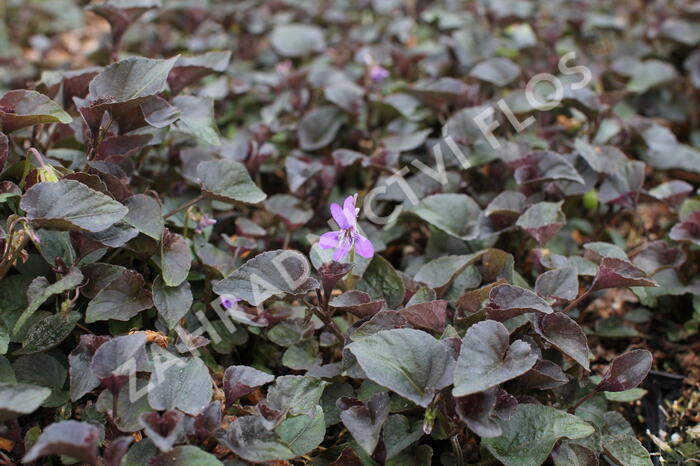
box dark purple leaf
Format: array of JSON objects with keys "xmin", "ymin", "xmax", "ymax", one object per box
[
  {"xmin": 453, "ymin": 320, "xmax": 538, "ymax": 396},
  {"xmin": 21, "ymin": 180, "xmax": 128, "ymax": 233},
  {"xmin": 223, "ymin": 365, "xmax": 274, "ymax": 408},
  {"xmin": 87, "ymin": 0, "xmax": 160, "ymax": 51},
  {"xmin": 197, "ymin": 159, "xmax": 266, "ymax": 204},
  {"xmin": 318, "ymin": 261, "xmax": 353, "ymax": 298},
  {"xmin": 81, "ymin": 56, "xmax": 178, "ymax": 138},
  {"xmin": 516, "ymin": 201, "xmax": 566, "ymax": 245},
  {"xmin": 512, "ymin": 151, "xmax": 584, "ymax": 185},
  {"xmin": 632, "ymin": 241, "xmax": 685, "ymax": 275},
  {"xmin": 399, "ymin": 300, "xmax": 447, "ymax": 333},
  {"xmin": 0, "ymin": 90, "xmax": 71, "ymax": 133},
  {"xmin": 69, "ymin": 335, "xmax": 110, "ymax": 401},
  {"xmin": 598, "ymin": 349, "xmax": 653, "ymax": 392},
  {"xmin": 285, "ymin": 156, "xmax": 324, "ymax": 192},
  {"xmin": 534, "ymin": 312, "xmax": 590, "ymax": 370},
  {"xmin": 140, "ymin": 410, "xmax": 185, "ymax": 453},
  {"xmin": 161, "ymin": 229, "xmax": 192, "ymax": 287},
  {"xmin": 647, "ymin": 180, "xmax": 693, "ymax": 208},
  {"xmin": 168, "ymin": 51, "xmax": 232, "ymax": 95},
  {"xmin": 455, "ymin": 387, "xmax": 506, "ymax": 438},
  {"xmin": 104, "ymin": 436, "xmax": 133, "ymax": 466},
  {"xmin": 518, "ymin": 360, "xmax": 569, "ymax": 390},
  {"xmin": 297, "ymin": 106, "xmax": 346, "ymax": 151},
  {"xmin": 486, "ymin": 284, "xmax": 553, "ymax": 321},
  {"xmin": 338, "ymin": 392, "xmax": 390, "ymax": 455},
  {"xmin": 90, "ymin": 332, "xmax": 149, "ymax": 395},
  {"xmin": 22, "ymin": 420, "xmax": 99, "ymax": 465},
  {"xmin": 599, "ymin": 161, "xmax": 645, "ymax": 208},
  {"xmin": 265, "ymin": 194, "xmax": 313, "ymax": 229},
  {"xmin": 669, "ymin": 210, "xmax": 700, "ymax": 246},
  {"xmin": 535, "ymin": 267, "xmax": 579, "ymax": 301},
  {"xmin": 591, "ymin": 257, "xmax": 658, "ymax": 291},
  {"xmin": 188, "ymin": 401, "xmax": 222, "ymax": 442},
  {"xmin": 85, "ymin": 269, "xmax": 153, "ymax": 323},
  {"xmin": 214, "ymin": 249, "xmax": 319, "ymax": 306},
  {"xmin": 330, "ymin": 290, "xmax": 385, "ymax": 318}
]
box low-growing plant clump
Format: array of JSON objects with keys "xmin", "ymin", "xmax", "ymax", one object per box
[{"xmin": 1, "ymin": 0, "xmax": 700, "ymax": 464}]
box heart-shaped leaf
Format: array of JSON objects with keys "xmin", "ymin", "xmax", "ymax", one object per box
[
  {"xmin": 486, "ymin": 284, "xmax": 553, "ymax": 321},
  {"xmin": 410, "ymin": 193, "xmax": 481, "ymax": 241},
  {"xmin": 223, "ymin": 365, "xmax": 274, "ymax": 408},
  {"xmin": 22, "ymin": 420, "xmax": 99, "ymax": 466},
  {"xmin": 21, "ymin": 180, "xmax": 128, "ymax": 232},
  {"xmin": 516, "ymin": 201, "xmax": 566, "ymax": 245},
  {"xmin": 358, "ymin": 255, "xmax": 405, "ymax": 309},
  {"xmin": 214, "ymin": 250, "xmax": 319, "ymax": 306},
  {"xmin": 86, "ymin": 269, "xmax": 153, "ymax": 323},
  {"xmin": 453, "ymin": 320, "xmax": 537, "ymax": 397},
  {"xmin": 0, "ymin": 382, "xmax": 51, "ymax": 421},
  {"xmin": 533, "ymin": 312, "xmax": 590, "ymax": 370},
  {"xmin": 168, "ymin": 51, "xmax": 232, "ymax": 95},
  {"xmin": 347, "ymin": 328, "xmax": 455, "ymax": 407},
  {"xmin": 482, "ymin": 404, "xmax": 594, "ymax": 466},
  {"xmin": 161, "ymin": 229, "xmax": 192, "ymax": 287},
  {"xmin": 535, "ymin": 267, "xmax": 579, "ymax": 301},
  {"xmin": 197, "ymin": 159, "xmax": 266, "ymax": 204},
  {"xmin": 140, "ymin": 410, "xmax": 185, "ymax": 452},
  {"xmin": 338, "ymin": 392, "xmax": 390, "ymax": 455},
  {"xmin": 598, "ymin": 349, "xmax": 652, "ymax": 392},
  {"xmin": 153, "ymin": 276, "xmax": 192, "ymax": 329},
  {"xmin": 329, "ymin": 291, "xmax": 385, "ymax": 318},
  {"xmin": 148, "ymin": 352, "xmax": 213, "ymax": 415},
  {"xmin": 590, "ymin": 257, "xmax": 658, "ymax": 291},
  {"xmin": 0, "ymin": 90, "xmax": 72, "ymax": 133},
  {"xmin": 399, "ymin": 300, "xmax": 447, "ymax": 333}
]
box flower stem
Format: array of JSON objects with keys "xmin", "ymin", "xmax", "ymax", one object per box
[{"xmin": 164, "ymin": 194, "xmax": 205, "ymax": 219}]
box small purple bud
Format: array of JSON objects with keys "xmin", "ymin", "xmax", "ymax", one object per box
[
  {"xmin": 220, "ymin": 296, "xmax": 240, "ymax": 310},
  {"xmin": 370, "ymin": 65, "xmax": 389, "ymax": 83}
]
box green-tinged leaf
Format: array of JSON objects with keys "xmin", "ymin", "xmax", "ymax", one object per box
[
  {"xmin": 161, "ymin": 229, "xmax": 192, "ymax": 287},
  {"xmin": 453, "ymin": 320, "xmax": 537, "ymax": 397},
  {"xmin": 159, "ymin": 445, "xmax": 224, "ymax": 466},
  {"xmin": 124, "ymin": 194, "xmax": 164, "ymax": 240},
  {"xmin": 152, "ymin": 276, "xmax": 192, "ymax": 329},
  {"xmin": 21, "ymin": 180, "xmax": 128, "ymax": 232},
  {"xmin": 213, "ymin": 250, "xmax": 319, "ymax": 306},
  {"xmin": 219, "ymin": 409, "xmax": 325, "ymax": 462},
  {"xmin": 86, "ymin": 270, "xmax": 153, "ymax": 323},
  {"xmin": 0, "ymin": 383, "xmax": 51, "ymax": 421},
  {"xmin": 602, "ymin": 434, "xmax": 653, "ymax": 466},
  {"xmin": 15, "ymin": 312, "xmax": 81, "ymax": 355},
  {"xmin": 358, "ymin": 255, "xmax": 405, "ymax": 309},
  {"xmin": 410, "ymin": 193, "xmax": 481, "ymax": 241},
  {"xmin": 197, "ymin": 159, "xmax": 266, "ymax": 204},
  {"xmin": 483, "ymin": 404, "xmax": 595, "ymax": 466},
  {"xmin": 13, "ymin": 268, "xmax": 83, "ymax": 335},
  {"xmin": 347, "ymin": 328, "xmax": 455, "ymax": 407},
  {"xmin": 0, "ymin": 90, "xmax": 72, "ymax": 133},
  {"xmin": 148, "ymin": 351, "xmax": 213, "ymax": 415}
]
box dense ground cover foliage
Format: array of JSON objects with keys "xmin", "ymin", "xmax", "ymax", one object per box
[{"xmin": 1, "ymin": 0, "xmax": 700, "ymax": 464}]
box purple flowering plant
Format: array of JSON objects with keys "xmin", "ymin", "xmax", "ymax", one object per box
[
  {"xmin": 3, "ymin": 1, "xmax": 699, "ymax": 465},
  {"xmin": 319, "ymin": 194, "xmax": 374, "ymax": 261}
]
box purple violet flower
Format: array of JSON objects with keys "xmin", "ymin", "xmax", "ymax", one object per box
[
  {"xmin": 319, "ymin": 194, "xmax": 374, "ymax": 262},
  {"xmin": 369, "ymin": 65, "xmax": 389, "ymax": 83},
  {"xmin": 195, "ymin": 215, "xmax": 217, "ymax": 233},
  {"xmin": 220, "ymin": 296, "xmax": 241, "ymax": 310}
]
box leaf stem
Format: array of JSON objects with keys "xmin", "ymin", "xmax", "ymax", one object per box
[
  {"xmin": 164, "ymin": 194, "xmax": 205, "ymax": 219},
  {"xmin": 568, "ymin": 387, "xmax": 601, "ymax": 414},
  {"xmin": 562, "ymin": 288, "xmax": 592, "ymax": 314},
  {"xmin": 450, "ymin": 435, "xmax": 464, "ymax": 466}
]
